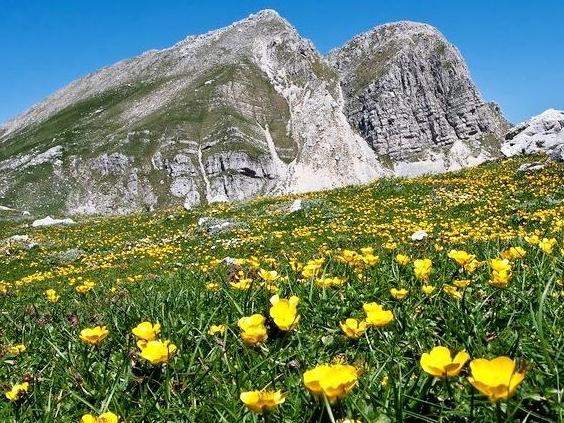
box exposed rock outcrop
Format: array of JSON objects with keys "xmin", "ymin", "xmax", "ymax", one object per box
[
  {"xmin": 329, "ymin": 21, "xmax": 509, "ymax": 176},
  {"xmin": 502, "ymin": 109, "xmax": 564, "ymax": 161}
]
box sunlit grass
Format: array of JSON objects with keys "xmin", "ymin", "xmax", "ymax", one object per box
[{"xmin": 0, "ymin": 156, "xmax": 563, "ymax": 422}]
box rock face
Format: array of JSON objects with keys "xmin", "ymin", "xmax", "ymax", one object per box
[
  {"xmin": 329, "ymin": 21, "xmax": 509, "ymax": 176},
  {"xmin": 0, "ymin": 11, "xmax": 508, "ymax": 216},
  {"xmin": 502, "ymin": 109, "xmax": 564, "ymax": 162}
]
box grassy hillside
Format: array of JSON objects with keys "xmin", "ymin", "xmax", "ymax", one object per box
[{"xmin": 0, "ymin": 156, "xmax": 563, "ymax": 422}]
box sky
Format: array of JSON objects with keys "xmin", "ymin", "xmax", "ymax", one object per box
[{"xmin": 1, "ymin": 0, "xmax": 563, "ymax": 125}]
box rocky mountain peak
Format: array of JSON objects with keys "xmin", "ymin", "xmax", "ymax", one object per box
[
  {"xmin": 0, "ymin": 10, "xmax": 512, "ymax": 216},
  {"xmin": 328, "ymin": 20, "xmax": 509, "ymax": 176}
]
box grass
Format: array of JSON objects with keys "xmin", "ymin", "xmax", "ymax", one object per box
[{"xmin": 0, "ymin": 155, "xmax": 563, "ymax": 422}]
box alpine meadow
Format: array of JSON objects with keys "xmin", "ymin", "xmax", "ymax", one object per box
[{"xmin": 1, "ymin": 6, "xmax": 564, "ymax": 423}]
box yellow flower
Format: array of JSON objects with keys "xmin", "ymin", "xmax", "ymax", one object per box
[
  {"xmin": 489, "ymin": 258, "xmax": 512, "ymax": 288},
  {"xmin": 315, "ymin": 276, "xmax": 345, "ymax": 288},
  {"xmin": 395, "ymin": 254, "xmax": 410, "ymax": 266},
  {"xmin": 8, "ymin": 343, "xmax": 26, "ymax": 355},
  {"xmin": 421, "ymin": 285, "xmax": 436, "ymax": 295},
  {"xmin": 337, "ymin": 249, "xmax": 358, "ymax": 265},
  {"xmin": 258, "ymin": 269, "xmax": 280, "ymax": 283},
  {"xmin": 420, "ymin": 346, "xmax": 470, "ymax": 379},
  {"xmin": 443, "ymin": 285, "xmax": 462, "ymax": 300},
  {"xmin": 413, "ymin": 259, "xmax": 432, "ymax": 281},
  {"xmin": 538, "ymin": 238, "xmax": 557, "ymax": 255},
  {"xmin": 79, "ymin": 326, "xmax": 109, "ymax": 346},
  {"xmin": 301, "ymin": 258, "xmax": 325, "ymax": 278},
  {"xmin": 390, "ymin": 287, "xmax": 409, "ymax": 300},
  {"xmin": 80, "ymin": 411, "xmax": 119, "ymax": 423},
  {"xmin": 5, "ymin": 382, "xmax": 29, "ymax": 401},
  {"xmin": 447, "ymin": 250, "xmax": 476, "ymax": 268},
  {"xmin": 239, "ymin": 390, "xmax": 286, "ymax": 413},
  {"xmin": 139, "ymin": 340, "xmax": 177, "ymax": 365},
  {"xmin": 500, "ymin": 246, "xmax": 526, "ymax": 260},
  {"xmin": 206, "ymin": 282, "xmax": 220, "ymax": 291},
  {"xmin": 75, "ymin": 280, "xmax": 95, "ymax": 294},
  {"xmin": 524, "ymin": 234, "xmax": 540, "ymax": 245},
  {"xmin": 45, "ymin": 289, "xmax": 60, "ymax": 303},
  {"xmin": 208, "ymin": 324, "xmax": 226, "ymax": 336},
  {"xmin": 230, "ymin": 278, "xmax": 253, "ymax": 290},
  {"xmin": 468, "ymin": 357, "xmax": 526, "ymax": 401},
  {"xmin": 384, "ymin": 242, "xmax": 397, "ymax": 250},
  {"xmin": 362, "ymin": 302, "xmax": 393, "ymax": 327},
  {"xmin": 303, "ymin": 364, "xmax": 358, "ymax": 402},
  {"xmin": 131, "ymin": 322, "xmax": 161, "ymax": 341},
  {"xmin": 246, "ymin": 256, "xmax": 261, "ymax": 268},
  {"xmin": 340, "ymin": 318, "xmax": 367, "ymax": 339},
  {"xmin": 360, "ymin": 253, "xmax": 380, "ymax": 266},
  {"xmin": 453, "ymin": 279, "xmax": 471, "ymax": 289},
  {"xmin": 238, "ymin": 314, "xmax": 268, "ymax": 346},
  {"xmin": 269, "ymin": 295, "xmax": 300, "ymax": 331},
  {"xmin": 463, "ymin": 259, "xmax": 483, "ymax": 274}
]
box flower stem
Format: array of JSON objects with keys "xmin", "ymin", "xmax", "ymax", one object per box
[{"xmin": 322, "ymin": 395, "xmax": 336, "ymax": 423}]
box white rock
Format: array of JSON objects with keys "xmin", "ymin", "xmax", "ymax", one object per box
[
  {"xmin": 502, "ymin": 109, "xmax": 564, "ymax": 158},
  {"xmin": 289, "ymin": 199, "xmax": 302, "ymax": 213},
  {"xmin": 31, "ymin": 216, "xmax": 75, "ymax": 228},
  {"xmin": 410, "ymin": 230, "xmax": 428, "ymax": 241}
]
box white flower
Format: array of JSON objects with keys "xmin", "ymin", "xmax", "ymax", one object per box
[{"xmin": 411, "ymin": 230, "xmax": 428, "ymax": 241}]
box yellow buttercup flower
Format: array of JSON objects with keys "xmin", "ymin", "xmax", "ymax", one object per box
[
  {"xmin": 139, "ymin": 340, "xmax": 177, "ymax": 365},
  {"xmin": 447, "ymin": 250, "xmax": 476, "ymax": 267},
  {"xmin": 453, "ymin": 279, "xmax": 471, "ymax": 289},
  {"xmin": 258, "ymin": 269, "xmax": 280, "ymax": 283},
  {"xmin": 44, "ymin": 288, "xmax": 60, "ymax": 303},
  {"xmin": 360, "ymin": 252, "xmax": 380, "ymax": 266},
  {"xmin": 421, "ymin": 284, "xmax": 436, "ymax": 295},
  {"xmin": 206, "ymin": 282, "xmax": 220, "ymax": 291},
  {"xmin": 79, "ymin": 326, "xmax": 109, "ymax": 346},
  {"xmin": 131, "ymin": 321, "xmax": 161, "ymax": 341},
  {"xmin": 208, "ymin": 324, "xmax": 226, "ymax": 336},
  {"xmin": 395, "ymin": 254, "xmax": 410, "ymax": 266},
  {"xmin": 413, "ymin": 259, "xmax": 432, "ymax": 281},
  {"xmin": 5, "ymin": 382, "xmax": 29, "ymax": 401},
  {"xmin": 384, "ymin": 242, "xmax": 397, "ymax": 250},
  {"xmin": 80, "ymin": 411, "xmax": 119, "ymax": 423},
  {"xmin": 303, "ymin": 364, "xmax": 358, "ymax": 403},
  {"xmin": 75, "ymin": 280, "xmax": 95, "ymax": 294},
  {"xmin": 524, "ymin": 234, "xmax": 540, "ymax": 245},
  {"xmin": 468, "ymin": 357, "xmax": 526, "ymax": 401},
  {"xmin": 230, "ymin": 278, "xmax": 253, "ymax": 290},
  {"xmin": 239, "ymin": 390, "xmax": 286, "ymax": 413},
  {"xmin": 538, "ymin": 238, "xmax": 557, "ymax": 254},
  {"xmin": 443, "ymin": 285, "xmax": 462, "ymax": 300},
  {"xmin": 420, "ymin": 346, "xmax": 469, "ymax": 379},
  {"xmin": 315, "ymin": 276, "xmax": 345, "ymax": 288},
  {"xmin": 362, "ymin": 302, "xmax": 393, "ymax": 327},
  {"xmin": 8, "ymin": 343, "xmax": 26, "ymax": 355},
  {"xmin": 340, "ymin": 318, "xmax": 367, "ymax": 339},
  {"xmin": 238, "ymin": 314, "xmax": 268, "ymax": 345},
  {"xmin": 500, "ymin": 246, "xmax": 526, "ymax": 260},
  {"xmin": 390, "ymin": 287, "xmax": 409, "ymax": 300},
  {"xmin": 269, "ymin": 295, "xmax": 300, "ymax": 331},
  {"xmin": 489, "ymin": 258, "xmax": 512, "ymax": 288}
]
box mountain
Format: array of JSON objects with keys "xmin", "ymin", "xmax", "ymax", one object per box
[
  {"xmin": 501, "ymin": 109, "xmax": 564, "ymax": 161},
  {"xmin": 0, "ymin": 10, "xmax": 507, "ymax": 216},
  {"xmin": 328, "ymin": 21, "xmax": 509, "ymax": 176}
]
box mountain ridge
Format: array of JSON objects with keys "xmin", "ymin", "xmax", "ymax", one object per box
[{"xmin": 0, "ymin": 9, "xmax": 509, "ymax": 216}]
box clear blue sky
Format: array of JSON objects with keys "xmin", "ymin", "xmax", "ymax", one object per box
[{"xmin": 1, "ymin": 0, "xmax": 563, "ymax": 124}]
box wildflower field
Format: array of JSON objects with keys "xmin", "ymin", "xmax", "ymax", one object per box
[{"xmin": 0, "ymin": 156, "xmax": 563, "ymax": 422}]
